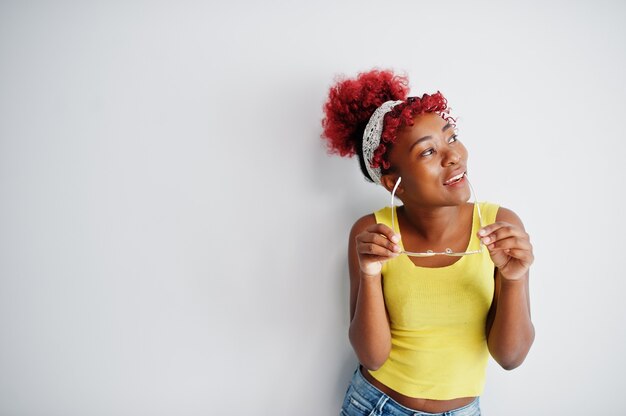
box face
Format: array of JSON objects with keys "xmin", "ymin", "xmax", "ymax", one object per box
[{"xmin": 382, "ymin": 112, "xmax": 471, "ymax": 207}]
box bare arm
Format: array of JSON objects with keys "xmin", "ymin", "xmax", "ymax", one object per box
[
  {"xmin": 482, "ymin": 207, "xmax": 535, "ymax": 370},
  {"xmin": 347, "ymin": 214, "xmax": 401, "ymax": 370}
]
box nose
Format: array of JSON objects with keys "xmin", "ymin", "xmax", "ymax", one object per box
[{"xmin": 442, "ymin": 146, "xmax": 461, "ymax": 166}]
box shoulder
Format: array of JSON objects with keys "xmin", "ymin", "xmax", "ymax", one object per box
[
  {"xmin": 349, "ymin": 212, "xmax": 377, "ymax": 240},
  {"xmin": 495, "ymin": 205, "xmax": 526, "ymax": 230}
]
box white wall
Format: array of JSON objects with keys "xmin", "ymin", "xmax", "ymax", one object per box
[{"xmin": 1, "ymin": 1, "xmax": 625, "ymax": 414}]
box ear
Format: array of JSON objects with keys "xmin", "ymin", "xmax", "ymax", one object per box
[{"xmin": 381, "ymin": 173, "xmax": 402, "ymax": 196}]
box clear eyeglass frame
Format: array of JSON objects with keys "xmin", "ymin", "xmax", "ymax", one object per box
[{"xmin": 389, "ymin": 175, "xmax": 485, "ymax": 257}]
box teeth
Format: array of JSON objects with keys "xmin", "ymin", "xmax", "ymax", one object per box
[{"xmin": 446, "ymin": 172, "xmax": 464, "ymax": 184}]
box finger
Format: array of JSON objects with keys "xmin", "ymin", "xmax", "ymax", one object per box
[
  {"xmin": 360, "ymin": 254, "xmax": 397, "ymax": 265},
  {"xmin": 486, "ymin": 238, "xmax": 534, "ymax": 261},
  {"xmin": 357, "ymin": 241, "xmax": 400, "ymax": 258},
  {"xmin": 489, "ymin": 244, "xmax": 534, "ymax": 261},
  {"xmin": 358, "ymin": 232, "xmax": 402, "ymax": 253},
  {"xmin": 366, "ymin": 223, "xmax": 401, "ymax": 244},
  {"xmin": 502, "ymin": 248, "xmax": 535, "ymax": 264},
  {"xmin": 486, "ymin": 235, "xmax": 532, "ymax": 251},
  {"xmin": 479, "ymin": 225, "xmax": 529, "ymax": 245},
  {"xmin": 477, "ymin": 221, "xmax": 521, "ymax": 239}
]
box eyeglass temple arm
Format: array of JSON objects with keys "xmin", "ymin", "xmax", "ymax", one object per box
[
  {"xmin": 466, "ymin": 176, "xmax": 484, "ymax": 228},
  {"xmin": 390, "ymin": 177, "xmax": 402, "ymax": 233}
]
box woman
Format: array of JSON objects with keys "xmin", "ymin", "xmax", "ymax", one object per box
[{"xmin": 321, "ymin": 69, "xmax": 535, "ymax": 416}]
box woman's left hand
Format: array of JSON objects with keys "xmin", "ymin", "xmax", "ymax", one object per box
[{"xmin": 477, "ymin": 221, "xmax": 534, "ymax": 281}]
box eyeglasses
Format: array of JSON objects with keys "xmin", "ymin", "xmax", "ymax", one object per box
[{"xmin": 389, "ymin": 175, "xmax": 485, "ymax": 257}]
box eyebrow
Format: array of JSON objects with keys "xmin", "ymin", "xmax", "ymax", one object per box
[{"xmin": 409, "ymin": 123, "xmax": 454, "ymax": 151}]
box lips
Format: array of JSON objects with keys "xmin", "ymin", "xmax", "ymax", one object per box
[{"xmin": 444, "ymin": 170, "xmax": 466, "ymax": 185}]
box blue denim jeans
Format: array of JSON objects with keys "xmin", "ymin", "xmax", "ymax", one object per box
[{"xmin": 340, "ymin": 366, "xmax": 481, "ymax": 416}]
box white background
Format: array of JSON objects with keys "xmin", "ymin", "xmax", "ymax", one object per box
[{"xmin": 1, "ymin": 1, "xmax": 625, "ymax": 414}]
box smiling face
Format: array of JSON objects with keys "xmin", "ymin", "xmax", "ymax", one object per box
[{"xmin": 381, "ymin": 112, "xmax": 471, "ymax": 208}]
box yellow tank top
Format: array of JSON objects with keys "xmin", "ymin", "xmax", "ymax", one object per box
[{"xmin": 368, "ymin": 202, "xmax": 499, "ymax": 400}]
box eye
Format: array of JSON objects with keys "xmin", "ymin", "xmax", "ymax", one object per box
[
  {"xmin": 448, "ymin": 134, "xmax": 459, "ymax": 143},
  {"xmin": 421, "ymin": 148, "xmax": 435, "ymax": 157}
]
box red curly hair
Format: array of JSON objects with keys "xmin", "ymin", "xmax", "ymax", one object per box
[{"xmin": 321, "ymin": 68, "xmax": 455, "ymax": 181}]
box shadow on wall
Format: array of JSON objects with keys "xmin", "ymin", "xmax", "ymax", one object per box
[
  {"xmin": 285, "ymin": 76, "xmax": 381, "ymax": 410},
  {"xmin": 305, "ymin": 129, "xmax": 367, "ymax": 410},
  {"xmin": 331, "ymin": 255, "xmax": 358, "ymax": 407}
]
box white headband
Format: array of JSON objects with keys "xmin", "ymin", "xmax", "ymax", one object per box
[{"xmin": 362, "ymin": 100, "xmax": 404, "ymax": 184}]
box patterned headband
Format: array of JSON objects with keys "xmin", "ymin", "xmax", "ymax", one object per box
[{"xmin": 361, "ymin": 100, "xmax": 404, "ymax": 184}]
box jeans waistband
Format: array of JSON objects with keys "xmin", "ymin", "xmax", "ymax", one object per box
[{"xmin": 349, "ymin": 365, "xmax": 481, "ymax": 416}]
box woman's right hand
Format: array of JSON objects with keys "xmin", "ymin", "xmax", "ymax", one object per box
[{"xmin": 354, "ymin": 224, "xmax": 402, "ymax": 277}]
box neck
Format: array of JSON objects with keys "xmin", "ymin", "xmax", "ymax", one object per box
[{"xmin": 398, "ymin": 203, "xmax": 467, "ymax": 243}]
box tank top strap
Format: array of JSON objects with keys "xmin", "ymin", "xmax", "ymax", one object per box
[
  {"xmin": 373, "ymin": 206, "xmax": 395, "ymax": 231},
  {"xmin": 477, "ymin": 201, "xmax": 500, "ymax": 227}
]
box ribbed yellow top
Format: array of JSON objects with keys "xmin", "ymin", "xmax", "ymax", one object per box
[{"xmin": 368, "ymin": 202, "xmax": 499, "ymax": 400}]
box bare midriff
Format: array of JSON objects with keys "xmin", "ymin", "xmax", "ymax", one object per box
[{"xmin": 360, "ymin": 366, "xmax": 476, "ymax": 413}]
